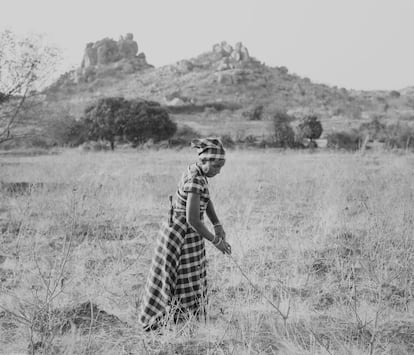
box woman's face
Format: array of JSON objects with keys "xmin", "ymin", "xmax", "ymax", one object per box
[{"xmin": 202, "ymin": 160, "xmax": 225, "ymax": 177}]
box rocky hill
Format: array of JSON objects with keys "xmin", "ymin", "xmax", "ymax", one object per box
[{"xmin": 44, "ymin": 34, "xmax": 414, "ymax": 137}]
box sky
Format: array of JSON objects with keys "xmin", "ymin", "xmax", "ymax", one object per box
[{"xmin": 1, "ymin": 0, "xmax": 414, "ymax": 91}]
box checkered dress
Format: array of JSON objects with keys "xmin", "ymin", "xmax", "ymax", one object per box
[{"xmin": 139, "ymin": 163, "xmax": 210, "ymax": 329}]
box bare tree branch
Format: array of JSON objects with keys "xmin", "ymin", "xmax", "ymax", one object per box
[{"xmin": 0, "ymin": 29, "xmax": 61, "ymax": 146}]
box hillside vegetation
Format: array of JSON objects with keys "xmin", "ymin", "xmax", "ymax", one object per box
[{"xmin": 42, "ymin": 37, "xmax": 414, "ymax": 138}]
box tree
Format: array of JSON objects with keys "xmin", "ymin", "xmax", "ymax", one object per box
[
  {"xmin": 83, "ymin": 97, "xmax": 177, "ymax": 149},
  {"xmin": 297, "ymin": 115, "xmax": 323, "ymax": 146},
  {"xmin": 83, "ymin": 97, "xmax": 128, "ymax": 150},
  {"xmin": 123, "ymin": 100, "xmax": 177, "ymax": 146},
  {"xmin": 0, "ymin": 30, "xmax": 60, "ymax": 145},
  {"xmin": 271, "ymin": 111, "xmax": 295, "ymax": 148}
]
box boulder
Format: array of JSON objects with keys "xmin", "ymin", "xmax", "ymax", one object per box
[
  {"xmin": 216, "ymin": 69, "xmax": 254, "ymax": 85},
  {"xmin": 176, "ymin": 59, "xmax": 194, "ymax": 73},
  {"xmin": 216, "ymin": 72, "xmax": 234, "ymax": 85},
  {"xmin": 80, "ymin": 34, "xmax": 146, "ymax": 69},
  {"xmin": 95, "ymin": 38, "xmax": 120, "ymax": 65},
  {"xmin": 216, "ymin": 57, "xmax": 231, "ymax": 71},
  {"xmin": 231, "ymin": 42, "xmax": 250, "ymax": 62},
  {"xmin": 76, "ymin": 33, "xmax": 153, "ymax": 83},
  {"xmin": 166, "ymin": 97, "xmax": 185, "ymax": 106},
  {"xmin": 81, "ymin": 43, "xmax": 97, "ymax": 68},
  {"xmin": 212, "ymin": 41, "xmax": 233, "ymax": 57},
  {"xmin": 118, "ymin": 33, "xmax": 138, "ymax": 59}
]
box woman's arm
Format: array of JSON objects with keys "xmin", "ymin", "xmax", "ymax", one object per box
[
  {"xmin": 206, "ymin": 200, "xmax": 220, "ymax": 225},
  {"xmin": 187, "ymin": 192, "xmax": 231, "ymax": 254},
  {"xmin": 187, "ymin": 192, "xmax": 216, "ymax": 242},
  {"xmin": 206, "ymin": 200, "xmax": 226, "ymax": 241}
]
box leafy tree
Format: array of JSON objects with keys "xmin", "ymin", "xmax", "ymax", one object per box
[
  {"xmin": 271, "ymin": 111, "xmax": 295, "ymax": 148},
  {"xmin": 297, "ymin": 115, "xmax": 323, "ymax": 145},
  {"xmin": 0, "ymin": 30, "xmax": 60, "ymax": 145},
  {"xmin": 123, "ymin": 100, "xmax": 176, "ymax": 146},
  {"xmin": 83, "ymin": 97, "xmax": 128, "ymax": 150},
  {"xmin": 83, "ymin": 98, "xmax": 176, "ymax": 149}
]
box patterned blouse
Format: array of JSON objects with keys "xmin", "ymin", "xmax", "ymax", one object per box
[{"xmin": 173, "ymin": 163, "xmax": 210, "ymax": 218}]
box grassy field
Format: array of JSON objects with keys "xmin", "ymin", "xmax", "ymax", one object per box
[{"xmin": 0, "ymin": 148, "xmax": 413, "ymax": 354}]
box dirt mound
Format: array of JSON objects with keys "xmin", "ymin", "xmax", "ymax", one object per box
[
  {"xmin": 31, "ymin": 301, "xmax": 126, "ymax": 336},
  {"xmin": 59, "ymin": 301, "xmax": 125, "ymax": 334}
]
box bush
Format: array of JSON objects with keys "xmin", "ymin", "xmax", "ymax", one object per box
[
  {"xmin": 219, "ymin": 134, "xmax": 235, "ymax": 148},
  {"xmin": 47, "ymin": 116, "xmax": 88, "ymax": 147},
  {"xmin": 242, "ymin": 135, "xmax": 257, "ymax": 146},
  {"xmin": 166, "ymin": 102, "xmax": 241, "ymax": 114},
  {"xmin": 389, "ymin": 90, "xmax": 401, "ymax": 98},
  {"xmin": 169, "ymin": 124, "xmax": 201, "ymax": 147},
  {"xmin": 383, "ymin": 123, "xmax": 414, "ymax": 150},
  {"xmin": 326, "ymin": 130, "xmax": 363, "ymax": 151},
  {"xmin": 270, "ymin": 111, "xmax": 295, "ymax": 148},
  {"xmin": 79, "ymin": 141, "xmax": 111, "ymax": 152},
  {"xmin": 242, "ymin": 105, "xmax": 264, "ymax": 121},
  {"xmin": 358, "ymin": 116, "xmax": 387, "ymax": 142}
]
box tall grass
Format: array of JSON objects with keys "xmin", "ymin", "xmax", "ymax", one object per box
[{"xmin": 0, "ymin": 149, "xmax": 413, "ymax": 354}]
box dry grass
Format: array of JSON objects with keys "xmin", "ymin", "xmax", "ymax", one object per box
[{"xmin": 1, "ymin": 148, "xmax": 413, "ymax": 354}]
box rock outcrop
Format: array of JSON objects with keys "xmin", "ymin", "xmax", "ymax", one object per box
[
  {"xmin": 76, "ymin": 33, "xmax": 152, "ymax": 83},
  {"xmin": 81, "ymin": 33, "xmax": 140, "ymax": 68},
  {"xmin": 213, "ymin": 41, "xmax": 250, "ymax": 62},
  {"xmin": 172, "ymin": 41, "xmax": 253, "ymax": 75}
]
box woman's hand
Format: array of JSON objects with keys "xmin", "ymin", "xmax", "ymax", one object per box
[
  {"xmin": 214, "ymin": 224, "xmax": 226, "ymax": 242},
  {"xmin": 214, "ymin": 238, "xmax": 232, "ymax": 255}
]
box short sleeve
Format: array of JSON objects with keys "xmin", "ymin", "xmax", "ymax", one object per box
[{"xmin": 182, "ymin": 176, "xmax": 204, "ymax": 194}]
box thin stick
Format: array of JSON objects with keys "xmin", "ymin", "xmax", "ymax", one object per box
[
  {"xmin": 227, "ymin": 255, "xmax": 288, "ymax": 322},
  {"xmin": 227, "ymin": 254, "xmax": 334, "ymax": 355}
]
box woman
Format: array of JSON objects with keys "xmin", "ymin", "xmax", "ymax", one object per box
[{"xmin": 139, "ymin": 138, "xmax": 231, "ymax": 331}]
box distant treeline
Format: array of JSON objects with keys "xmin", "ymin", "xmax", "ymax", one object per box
[
  {"xmin": 2, "ymin": 95, "xmax": 414, "ymax": 153},
  {"xmin": 165, "ymin": 102, "xmax": 242, "ymax": 114}
]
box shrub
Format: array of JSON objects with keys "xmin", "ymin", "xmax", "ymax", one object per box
[
  {"xmin": 358, "ymin": 116, "xmax": 387, "ymax": 142},
  {"xmin": 47, "ymin": 116, "xmax": 88, "ymax": 147},
  {"xmin": 278, "ymin": 66, "xmax": 288, "ymax": 75},
  {"xmin": 383, "ymin": 123, "xmax": 414, "ymax": 150},
  {"xmin": 79, "ymin": 141, "xmax": 111, "ymax": 152},
  {"xmin": 270, "ymin": 111, "xmax": 295, "ymax": 148},
  {"xmin": 169, "ymin": 124, "xmax": 200, "ymax": 147},
  {"xmin": 389, "ymin": 90, "xmax": 401, "ymax": 98},
  {"xmin": 326, "ymin": 130, "xmax": 363, "ymax": 151},
  {"xmin": 242, "ymin": 105, "xmax": 264, "ymax": 121},
  {"xmin": 219, "ymin": 134, "xmax": 235, "ymax": 148},
  {"xmin": 244, "ymin": 135, "xmax": 257, "ymax": 146}
]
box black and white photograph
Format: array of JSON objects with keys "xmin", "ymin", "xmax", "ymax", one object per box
[{"xmin": 1, "ymin": 1, "xmax": 413, "ymax": 354}]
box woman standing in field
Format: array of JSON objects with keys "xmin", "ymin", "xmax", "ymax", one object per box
[{"xmin": 139, "ymin": 138, "xmax": 231, "ymax": 331}]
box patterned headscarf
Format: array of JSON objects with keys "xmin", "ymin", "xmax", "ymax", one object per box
[{"xmin": 191, "ymin": 138, "xmax": 226, "ymax": 161}]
